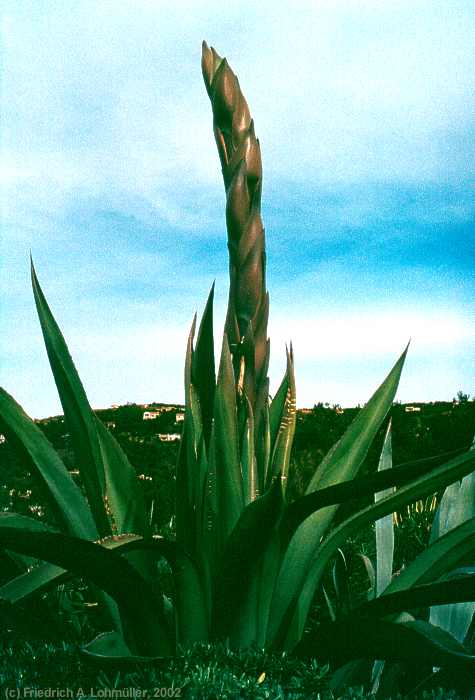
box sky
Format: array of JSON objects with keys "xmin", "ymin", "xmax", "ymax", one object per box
[{"xmin": 1, "ymin": 0, "xmax": 474, "ymax": 418}]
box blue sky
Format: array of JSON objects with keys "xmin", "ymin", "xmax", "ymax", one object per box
[{"xmin": 1, "ymin": 0, "xmax": 474, "ymax": 418}]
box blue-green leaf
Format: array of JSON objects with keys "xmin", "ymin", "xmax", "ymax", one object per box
[{"xmin": 31, "ymin": 261, "xmax": 110, "ymax": 536}]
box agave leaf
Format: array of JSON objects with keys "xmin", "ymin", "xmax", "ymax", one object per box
[
  {"xmin": 295, "ymin": 618, "xmax": 475, "ymax": 670},
  {"xmin": 430, "ymin": 436, "xmax": 475, "ymax": 543},
  {"xmin": 307, "ymin": 346, "xmax": 407, "ymax": 496},
  {"xmin": 267, "ymin": 347, "xmax": 407, "ymax": 647},
  {"xmin": 268, "ymin": 346, "xmax": 296, "ymax": 492},
  {"xmin": 176, "ymin": 316, "xmax": 200, "ymax": 554},
  {"xmin": 259, "ymin": 401, "xmax": 271, "ymax": 492},
  {"xmin": 269, "ymin": 370, "xmax": 289, "ymax": 453},
  {"xmin": 429, "ymin": 440, "xmax": 475, "ymax": 643},
  {"xmin": 356, "ymin": 573, "xmax": 475, "ymax": 618},
  {"xmin": 384, "ymin": 517, "xmax": 475, "ymax": 597},
  {"xmin": 430, "ymin": 596, "xmax": 475, "ymax": 648},
  {"xmin": 211, "ymin": 476, "xmax": 284, "ymax": 641},
  {"xmin": 332, "ymin": 548, "xmax": 350, "ymax": 618},
  {"xmin": 212, "ymin": 334, "xmax": 243, "ymax": 547},
  {"xmin": 322, "ymin": 583, "xmax": 337, "ymax": 622},
  {"xmin": 0, "ymin": 563, "xmax": 67, "ymax": 605},
  {"xmin": 0, "ymin": 512, "xmax": 59, "ymax": 533},
  {"xmin": 375, "ymin": 420, "xmax": 394, "ymax": 596},
  {"xmin": 95, "ymin": 418, "xmax": 148, "ymax": 536},
  {"xmin": 0, "ymin": 533, "xmax": 141, "ymax": 604},
  {"xmin": 82, "ymin": 631, "xmax": 142, "ymax": 661},
  {"xmin": 356, "ymin": 553, "xmax": 376, "ymax": 600},
  {"xmin": 0, "ymin": 526, "xmax": 172, "ymax": 656},
  {"xmin": 81, "ymin": 631, "xmax": 167, "ymax": 663},
  {"xmin": 241, "ymin": 394, "xmax": 258, "ymax": 504},
  {"xmin": 0, "ymin": 388, "xmax": 97, "ymax": 539},
  {"xmin": 31, "ymin": 261, "xmax": 110, "ymax": 537},
  {"xmin": 192, "ymin": 284, "xmax": 216, "ymax": 449},
  {"xmin": 274, "ymin": 444, "xmax": 475, "ymax": 649}
]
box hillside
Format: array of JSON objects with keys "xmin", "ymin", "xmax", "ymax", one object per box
[{"xmin": 1, "ymin": 398, "xmax": 473, "ymax": 536}]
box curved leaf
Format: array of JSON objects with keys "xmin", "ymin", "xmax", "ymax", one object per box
[
  {"xmin": 0, "ymin": 388, "xmax": 97, "ymax": 539},
  {"xmin": 192, "ymin": 283, "xmax": 216, "ymax": 449},
  {"xmin": 357, "ymin": 573, "xmax": 475, "ymax": 618},
  {"xmin": 176, "ymin": 315, "xmax": 200, "ymax": 554},
  {"xmin": 31, "ymin": 261, "xmax": 109, "ymax": 536},
  {"xmin": 295, "ymin": 618, "xmax": 475, "ymax": 669},
  {"xmin": 0, "ymin": 526, "xmax": 172, "ymax": 656},
  {"xmin": 241, "ymin": 394, "xmax": 258, "ymax": 504},
  {"xmin": 0, "ymin": 533, "xmax": 141, "ymax": 604},
  {"xmin": 268, "ymin": 346, "xmax": 296, "ymax": 492}
]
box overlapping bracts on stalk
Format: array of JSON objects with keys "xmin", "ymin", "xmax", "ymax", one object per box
[{"xmin": 202, "ymin": 42, "xmax": 269, "ymax": 416}]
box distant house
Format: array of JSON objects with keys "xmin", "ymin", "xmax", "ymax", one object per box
[
  {"xmin": 405, "ymin": 406, "xmax": 421, "ymax": 413},
  {"xmin": 143, "ymin": 411, "xmax": 162, "ymax": 420},
  {"xmin": 335, "ymin": 407, "xmax": 345, "ymax": 415},
  {"xmin": 299, "ymin": 408, "xmax": 313, "ymax": 415},
  {"xmin": 157, "ymin": 433, "xmax": 181, "ymax": 442},
  {"xmin": 175, "ymin": 412, "xmax": 185, "ymax": 422}
]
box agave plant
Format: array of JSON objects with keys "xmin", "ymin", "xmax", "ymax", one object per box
[{"xmin": 0, "ymin": 43, "xmax": 474, "ymax": 673}]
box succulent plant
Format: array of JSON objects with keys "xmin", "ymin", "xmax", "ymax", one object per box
[{"xmin": 0, "ymin": 44, "xmax": 474, "ymax": 675}]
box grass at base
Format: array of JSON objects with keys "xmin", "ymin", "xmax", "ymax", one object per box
[{"xmin": 0, "ymin": 639, "xmax": 463, "ymax": 699}]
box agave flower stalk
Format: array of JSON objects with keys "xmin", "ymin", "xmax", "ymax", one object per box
[{"xmin": 201, "ymin": 42, "xmax": 269, "ymax": 423}]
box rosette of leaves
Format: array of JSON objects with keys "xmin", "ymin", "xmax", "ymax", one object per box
[{"xmin": 0, "ymin": 44, "xmax": 474, "ymax": 674}]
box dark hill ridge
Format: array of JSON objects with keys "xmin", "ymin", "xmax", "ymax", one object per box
[{"xmin": 1, "ymin": 398, "xmax": 473, "ymax": 533}]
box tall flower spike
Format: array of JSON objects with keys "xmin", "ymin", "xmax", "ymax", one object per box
[{"xmin": 202, "ymin": 42, "xmax": 269, "ymax": 413}]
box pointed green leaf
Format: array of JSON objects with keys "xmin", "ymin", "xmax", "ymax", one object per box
[
  {"xmin": 0, "ymin": 388, "xmax": 97, "ymax": 539},
  {"xmin": 267, "ymin": 347, "xmax": 407, "ymax": 646},
  {"xmin": 81, "ymin": 631, "xmax": 170, "ymax": 664},
  {"xmin": 176, "ymin": 316, "xmax": 199, "ymax": 554},
  {"xmin": 332, "ymin": 549, "xmax": 350, "ymax": 617},
  {"xmin": 192, "ymin": 284, "xmax": 216, "ymax": 448},
  {"xmin": 269, "ymin": 346, "xmax": 296, "ymax": 492},
  {"xmin": 212, "ymin": 333, "xmax": 243, "ymax": 546},
  {"xmin": 31, "ymin": 261, "xmax": 110, "ymax": 536},
  {"xmin": 0, "ymin": 562, "xmax": 67, "ymax": 605},
  {"xmin": 269, "ymin": 371, "xmax": 289, "ymax": 452},
  {"xmin": 241, "ymin": 394, "xmax": 258, "ymax": 504}
]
